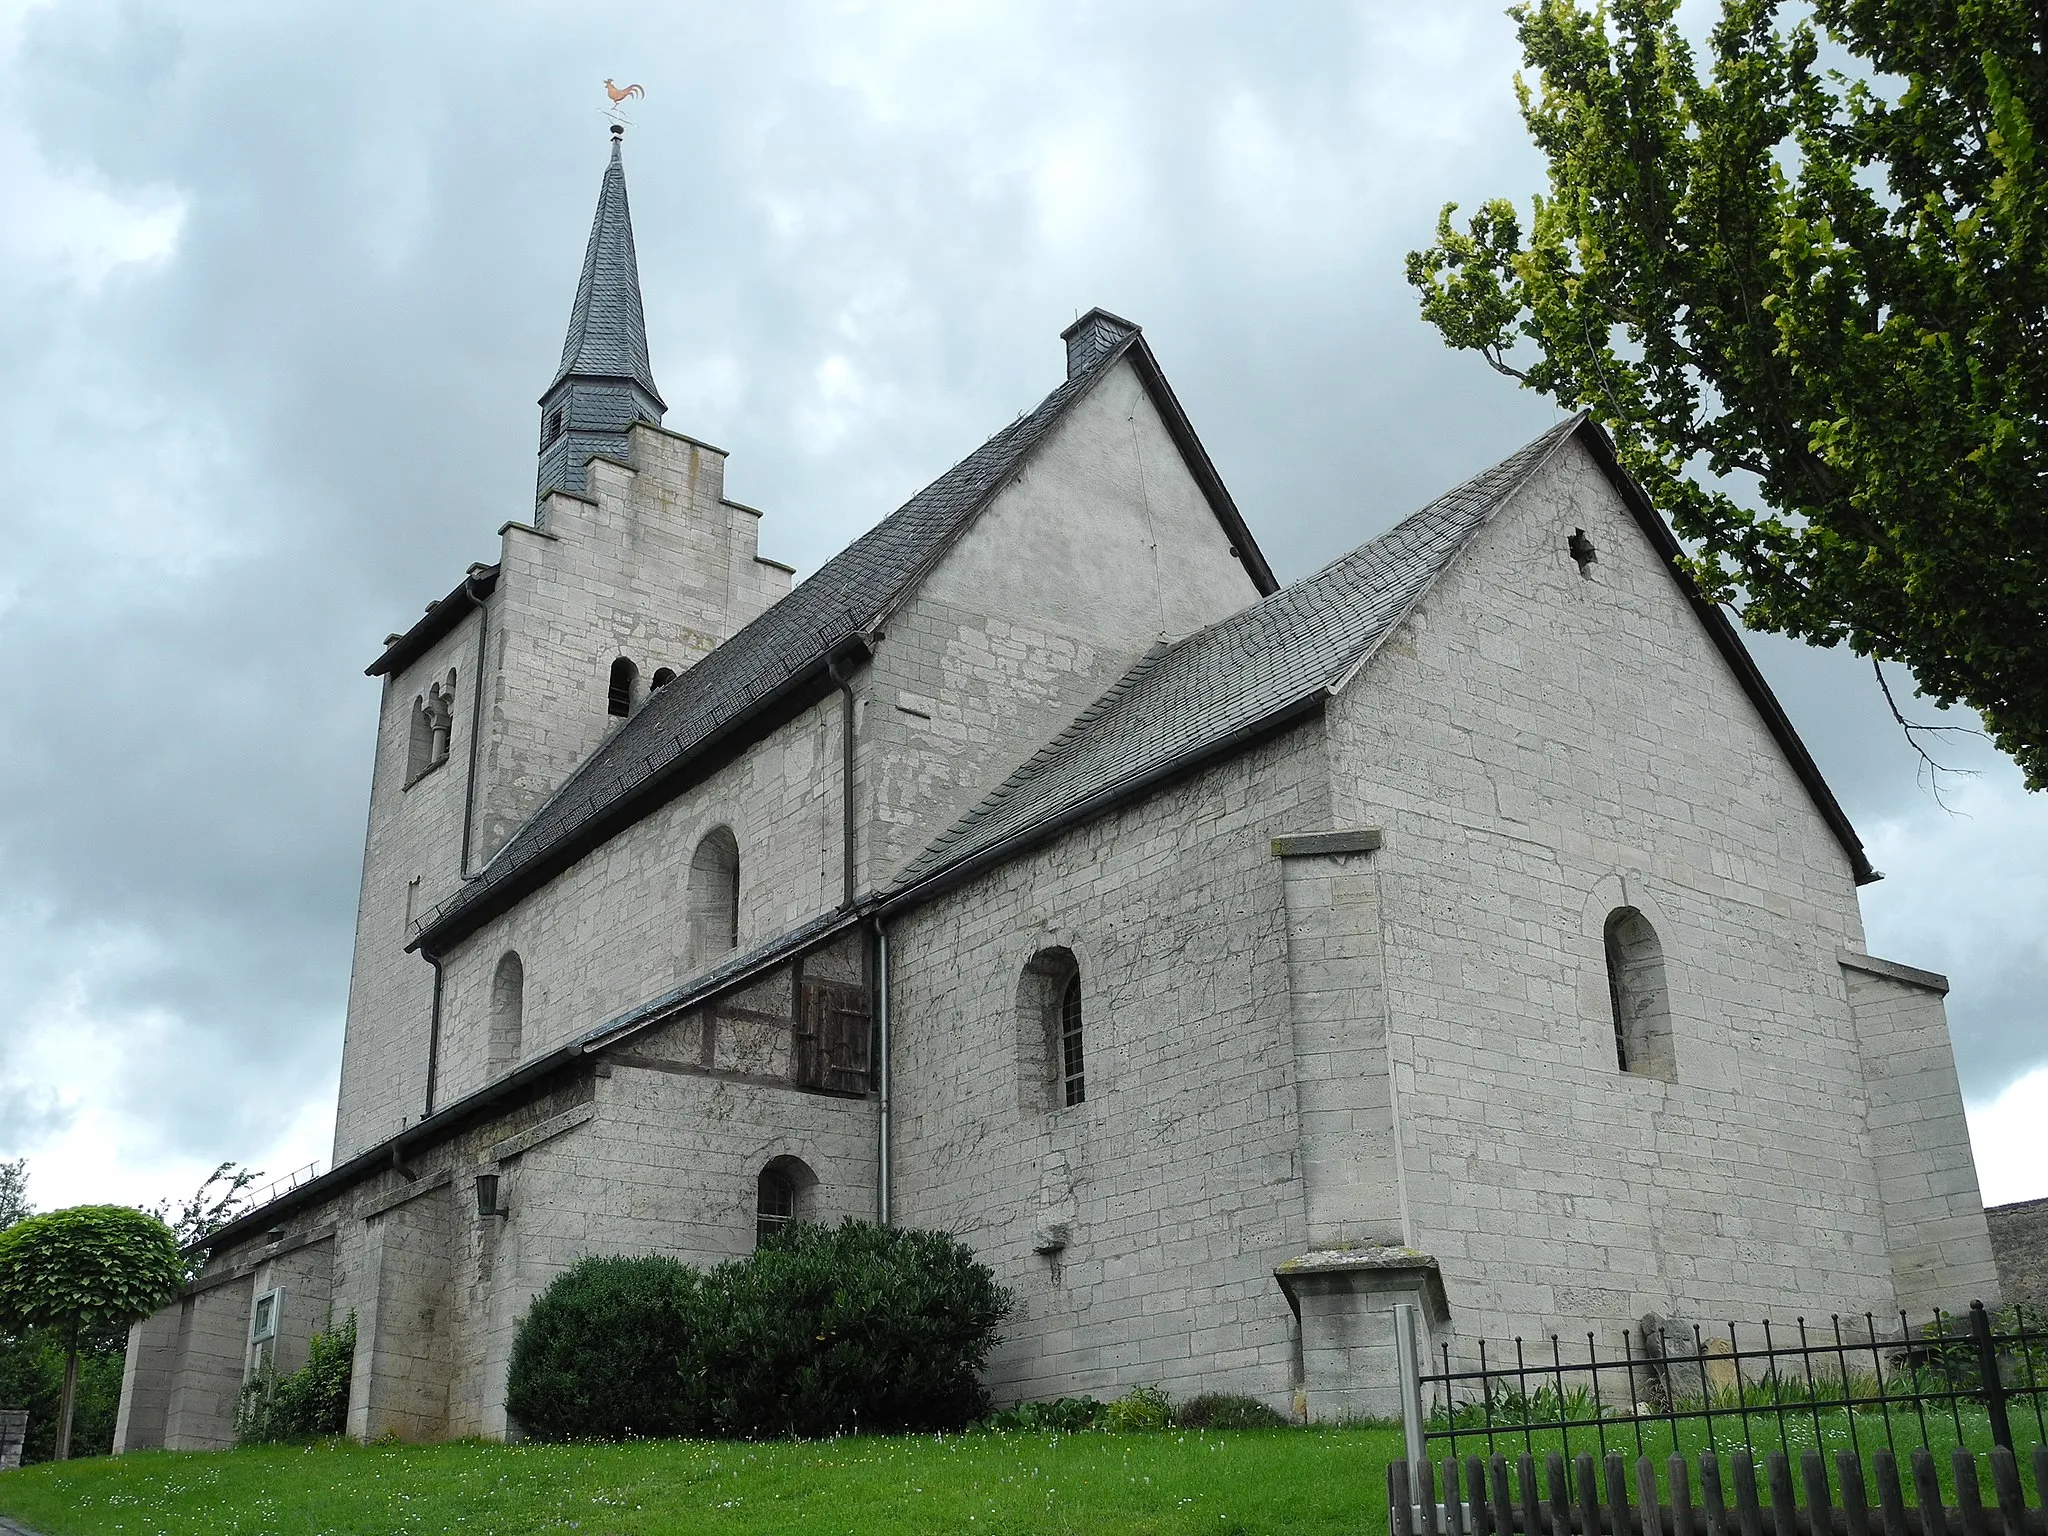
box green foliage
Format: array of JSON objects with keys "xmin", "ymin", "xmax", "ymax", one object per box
[
  {"xmin": 980, "ymin": 1395, "xmax": 1107, "ymax": 1432},
  {"xmin": 505, "ymin": 1220, "xmax": 1013, "ymax": 1442},
  {"xmin": 148, "ymin": 1161, "xmax": 261, "ymax": 1284},
  {"xmin": 0, "ymin": 1206, "xmax": 182, "ymax": 1345},
  {"xmin": 503, "ymin": 1256, "xmax": 709, "ymax": 1442},
  {"xmin": 236, "ymin": 1313, "xmax": 356, "ymax": 1445},
  {"xmin": 1100, "ymin": 1384, "xmax": 1174, "ymax": 1432},
  {"xmin": 0, "ymin": 1328, "xmax": 122, "ymax": 1463},
  {"xmin": 1408, "ymin": 0, "xmax": 2048, "ymax": 785},
  {"xmin": 0, "ymin": 1159, "xmax": 29, "ymax": 1232},
  {"xmin": 1172, "ymin": 1393, "xmax": 1291, "ymax": 1430}
]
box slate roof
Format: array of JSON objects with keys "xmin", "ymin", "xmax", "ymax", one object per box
[
  {"xmin": 887, "ymin": 417, "xmax": 1586, "ymax": 894},
  {"xmin": 549, "ymin": 134, "xmax": 663, "ymax": 407},
  {"xmin": 417, "ymin": 311, "xmax": 1247, "ymax": 952}
]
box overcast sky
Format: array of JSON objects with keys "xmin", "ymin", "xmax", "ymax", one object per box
[{"xmin": 2, "ymin": 0, "xmax": 2042, "ymax": 1221}]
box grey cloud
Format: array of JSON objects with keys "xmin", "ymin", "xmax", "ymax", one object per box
[{"xmin": 1, "ymin": 0, "xmax": 2039, "ymax": 1197}]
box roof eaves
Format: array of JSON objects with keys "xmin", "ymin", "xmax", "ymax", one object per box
[
  {"xmin": 1571, "ymin": 419, "xmax": 1876, "ymax": 884},
  {"xmin": 880, "ymin": 691, "xmax": 1327, "ymax": 914},
  {"xmin": 1124, "ymin": 338, "xmax": 1280, "ymax": 595},
  {"xmin": 200, "ymin": 907, "xmax": 867, "ymax": 1252},
  {"xmin": 367, "ymin": 567, "xmax": 500, "ymax": 678}
]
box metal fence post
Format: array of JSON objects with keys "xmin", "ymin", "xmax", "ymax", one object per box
[
  {"xmin": 1398, "ymin": 1302, "xmax": 1427, "ymax": 1474},
  {"xmin": 1969, "ymin": 1299, "xmax": 2014, "ymax": 1453}
]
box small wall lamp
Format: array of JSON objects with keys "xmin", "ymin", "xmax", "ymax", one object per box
[{"xmin": 475, "ymin": 1172, "xmax": 508, "ymax": 1219}]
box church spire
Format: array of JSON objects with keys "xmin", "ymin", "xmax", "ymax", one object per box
[{"xmin": 536, "ymin": 126, "xmax": 666, "ymax": 505}]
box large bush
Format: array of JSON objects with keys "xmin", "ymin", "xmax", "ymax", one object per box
[{"xmin": 506, "ymin": 1221, "xmax": 1012, "ymax": 1442}]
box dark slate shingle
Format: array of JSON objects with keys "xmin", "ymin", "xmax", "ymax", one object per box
[{"xmin": 552, "ymin": 136, "xmax": 663, "ymax": 406}]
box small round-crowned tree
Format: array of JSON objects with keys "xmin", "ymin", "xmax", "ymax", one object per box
[{"xmin": 0, "ymin": 1205, "xmax": 183, "ymax": 1460}]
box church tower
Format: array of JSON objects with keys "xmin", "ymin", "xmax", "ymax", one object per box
[
  {"xmin": 535, "ymin": 125, "xmax": 667, "ymax": 507},
  {"xmin": 331, "ymin": 129, "xmax": 793, "ymax": 1161}
]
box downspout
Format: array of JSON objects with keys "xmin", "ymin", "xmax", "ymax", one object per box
[
  {"xmin": 827, "ymin": 657, "xmax": 857, "ymax": 908},
  {"xmin": 423, "ymin": 953, "xmax": 445, "ymax": 1117},
  {"xmin": 458, "ymin": 571, "xmax": 491, "ymax": 878},
  {"xmin": 875, "ymin": 921, "xmax": 892, "ymax": 1226}
]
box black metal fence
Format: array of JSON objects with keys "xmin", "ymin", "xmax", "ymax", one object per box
[
  {"xmin": 1420, "ymin": 1302, "xmax": 2048, "ymax": 1472},
  {"xmin": 1388, "ymin": 1444, "xmax": 2047, "ymax": 1536}
]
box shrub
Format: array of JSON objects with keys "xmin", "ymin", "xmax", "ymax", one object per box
[
  {"xmin": 505, "ymin": 1221, "xmax": 1013, "ymax": 1442},
  {"xmin": 1173, "ymin": 1393, "xmax": 1290, "ymax": 1429},
  {"xmin": 981, "ymin": 1396, "xmax": 1106, "ymax": 1432},
  {"xmin": 1099, "ymin": 1383, "xmax": 1173, "ymax": 1431},
  {"xmin": 236, "ymin": 1313, "xmax": 355, "ymax": 1444},
  {"xmin": 505, "ymin": 1256, "xmax": 706, "ymax": 1442}
]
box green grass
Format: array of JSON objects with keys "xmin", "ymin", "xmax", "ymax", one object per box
[{"xmin": 0, "ymin": 1427, "xmax": 1406, "ymax": 1536}]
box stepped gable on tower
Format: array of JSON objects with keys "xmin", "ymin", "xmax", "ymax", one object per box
[{"xmin": 535, "ymin": 129, "xmax": 667, "ymax": 504}]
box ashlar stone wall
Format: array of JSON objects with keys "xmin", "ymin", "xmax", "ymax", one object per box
[
  {"xmin": 888, "ymin": 723, "xmax": 1330, "ymax": 1412},
  {"xmin": 1321, "ymin": 435, "xmax": 1994, "ymax": 1350},
  {"xmin": 864, "ymin": 356, "xmax": 1264, "ymax": 883}
]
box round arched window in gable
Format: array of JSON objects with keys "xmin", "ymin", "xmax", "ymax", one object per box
[{"xmin": 1604, "ymin": 907, "xmax": 1675, "ymax": 1081}]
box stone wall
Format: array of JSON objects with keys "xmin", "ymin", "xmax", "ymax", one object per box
[
  {"xmin": 1987, "ymin": 1195, "xmax": 2048, "ymax": 1311},
  {"xmin": 888, "ymin": 722, "xmax": 1329, "ymax": 1412},
  {"xmin": 1839, "ymin": 955, "xmax": 2003, "ymax": 1315},
  {"xmin": 1321, "ymin": 434, "xmax": 1992, "ymax": 1348},
  {"xmin": 865, "ymin": 356, "xmax": 1265, "ymax": 883}
]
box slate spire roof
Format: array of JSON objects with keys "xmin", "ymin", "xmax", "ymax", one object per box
[{"xmin": 551, "ymin": 130, "xmax": 663, "ymax": 407}]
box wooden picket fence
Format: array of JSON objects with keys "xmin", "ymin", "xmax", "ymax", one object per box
[{"xmin": 1389, "ymin": 1445, "xmax": 2048, "ymax": 1536}]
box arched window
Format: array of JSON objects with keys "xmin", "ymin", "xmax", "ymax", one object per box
[
  {"xmin": 407, "ymin": 695, "xmax": 433, "ymax": 782},
  {"xmin": 489, "ymin": 951, "xmax": 524, "ymax": 1078},
  {"xmin": 1605, "ymin": 908, "xmax": 1675, "ymax": 1080},
  {"xmin": 755, "ymin": 1156, "xmax": 815, "ymax": 1248},
  {"xmin": 607, "ymin": 657, "xmax": 637, "ymax": 717},
  {"xmin": 1016, "ymin": 947, "xmax": 1084, "ymax": 1114},
  {"xmin": 404, "ymin": 674, "xmax": 457, "ymax": 786},
  {"xmin": 1059, "ymin": 971, "xmax": 1085, "ymax": 1107},
  {"xmin": 650, "ymin": 667, "xmax": 676, "ymax": 692},
  {"xmin": 687, "ymin": 826, "xmax": 740, "ymax": 967}
]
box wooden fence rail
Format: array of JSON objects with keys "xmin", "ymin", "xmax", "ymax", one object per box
[{"xmin": 1390, "ymin": 1445, "xmax": 2048, "ymax": 1536}]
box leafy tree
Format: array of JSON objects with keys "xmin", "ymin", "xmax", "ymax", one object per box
[
  {"xmin": 150, "ymin": 1160, "xmax": 261, "ymax": 1283},
  {"xmin": 0, "ymin": 1159, "xmax": 28, "ymax": 1231},
  {"xmin": 1407, "ymin": 0, "xmax": 2047, "ymax": 784},
  {"xmin": 0, "ymin": 1206, "xmax": 182, "ymax": 1460}
]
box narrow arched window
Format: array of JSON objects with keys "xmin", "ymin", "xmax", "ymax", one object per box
[
  {"xmin": 1605, "ymin": 908, "xmax": 1675, "ymax": 1081},
  {"xmin": 687, "ymin": 826, "xmax": 740, "ymax": 967},
  {"xmin": 407, "ymin": 695, "xmax": 433, "ymax": 782},
  {"xmin": 1059, "ymin": 971, "xmax": 1085, "ymax": 1107},
  {"xmin": 489, "ymin": 951, "xmax": 524, "ymax": 1078},
  {"xmin": 755, "ymin": 1156, "xmax": 814, "ymax": 1248},
  {"xmin": 650, "ymin": 667, "xmax": 676, "ymax": 692},
  {"xmin": 607, "ymin": 657, "xmax": 637, "ymax": 717},
  {"xmin": 1016, "ymin": 947, "xmax": 1084, "ymax": 1114}
]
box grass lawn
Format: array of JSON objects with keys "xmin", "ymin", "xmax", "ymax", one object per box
[{"xmin": 0, "ymin": 1427, "xmax": 1406, "ymax": 1536}]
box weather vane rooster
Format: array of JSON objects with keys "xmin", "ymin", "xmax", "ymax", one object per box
[{"xmin": 602, "ymin": 79, "xmax": 644, "ymax": 131}]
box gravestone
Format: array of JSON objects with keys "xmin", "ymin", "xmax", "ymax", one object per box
[{"xmin": 0, "ymin": 1408, "xmax": 27, "ymax": 1471}]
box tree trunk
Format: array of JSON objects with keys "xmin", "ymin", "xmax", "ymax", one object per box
[{"xmin": 55, "ymin": 1343, "xmax": 78, "ymax": 1461}]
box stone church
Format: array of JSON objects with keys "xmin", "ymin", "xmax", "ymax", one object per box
[{"xmin": 114, "ymin": 131, "xmax": 2001, "ymax": 1450}]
